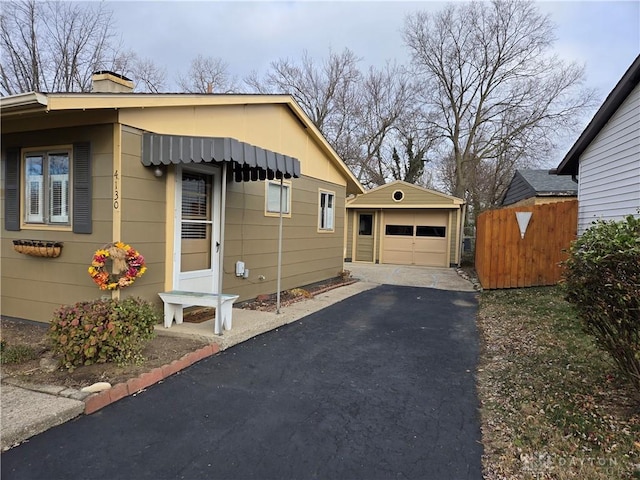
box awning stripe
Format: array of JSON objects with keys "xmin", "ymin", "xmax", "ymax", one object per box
[{"xmin": 142, "ymin": 133, "xmax": 301, "ymax": 181}]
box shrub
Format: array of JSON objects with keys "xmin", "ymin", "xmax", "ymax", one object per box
[
  {"xmin": 563, "ymin": 214, "xmax": 640, "ymax": 390},
  {"xmin": 48, "ymin": 297, "xmax": 160, "ymax": 370}
]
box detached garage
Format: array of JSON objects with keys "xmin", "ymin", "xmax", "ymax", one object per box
[{"xmin": 345, "ymin": 181, "xmax": 465, "ymax": 267}]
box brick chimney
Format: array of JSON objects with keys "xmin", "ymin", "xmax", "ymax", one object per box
[{"xmin": 91, "ymin": 71, "xmax": 134, "ymax": 93}]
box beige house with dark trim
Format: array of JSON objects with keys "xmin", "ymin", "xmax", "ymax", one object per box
[
  {"xmin": 1, "ymin": 72, "xmax": 364, "ymax": 323},
  {"xmin": 345, "ymin": 180, "xmax": 464, "ymax": 267}
]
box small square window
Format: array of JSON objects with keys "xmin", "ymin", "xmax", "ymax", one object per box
[{"xmin": 266, "ymin": 181, "xmax": 291, "ymax": 215}]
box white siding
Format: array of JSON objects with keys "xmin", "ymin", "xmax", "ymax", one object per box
[{"xmin": 577, "ymin": 83, "xmax": 640, "ymax": 233}]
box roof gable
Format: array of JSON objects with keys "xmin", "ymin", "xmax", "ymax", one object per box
[
  {"xmin": 555, "ymin": 54, "xmax": 640, "ymax": 176},
  {"xmin": 518, "ymin": 169, "xmax": 578, "ymax": 194},
  {"xmin": 347, "ymin": 180, "xmax": 463, "ymax": 208},
  {"xmin": 502, "ymin": 169, "xmax": 577, "ymax": 205}
]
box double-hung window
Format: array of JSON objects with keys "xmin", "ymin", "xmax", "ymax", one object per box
[
  {"xmin": 265, "ymin": 180, "xmax": 291, "ymax": 216},
  {"xmin": 24, "ymin": 150, "xmax": 70, "ymax": 226},
  {"xmin": 4, "ymin": 143, "xmax": 90, "ymax": 233},
  {"xmin": 318, "ymin": 190, "xmax": 335, "ymax": 231}
]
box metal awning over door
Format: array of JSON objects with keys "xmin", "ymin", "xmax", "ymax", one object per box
[
  {"xmin": 142, "ymin": 132, "xmax": 301, "ymax": 333},
  {"xmin": 142, "ymin": 133, "xmax": 301, "ymax": 181}
]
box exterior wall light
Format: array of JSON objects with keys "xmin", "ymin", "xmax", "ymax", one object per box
[{"xmin": 153, "ymin": 166, "xmax": 164, "ymax": 177}]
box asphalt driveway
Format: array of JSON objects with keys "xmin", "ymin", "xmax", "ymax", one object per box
[{"xmin": 1, "ymin": 285, "xmax": 482, "ymax": 480}]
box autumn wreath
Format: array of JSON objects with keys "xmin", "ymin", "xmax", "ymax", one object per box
[{"xmin": 88, "ymin": 242, "xmax": 147, "ymax": 290}]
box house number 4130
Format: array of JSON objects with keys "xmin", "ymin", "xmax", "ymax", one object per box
[{"xmin": 113, "ymin": 170, "xmax": 120, "ymax": 210}]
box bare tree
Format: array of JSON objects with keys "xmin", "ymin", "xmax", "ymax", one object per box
[
  {"xmin": 403, "ymin": 0, "xmax": 595, "ymax": 210},
  {"xmin": 245, "ymin": 50, "xmax": 436, "ymax": 188},
  {"xmin": 245, "ymin": 48, "xmax": 362, "ymax": 148},
  {"xmin": 177, "ymin": 55, "xmax": 238, "ymax": 93},
  {"xmin": 129, "ymin": 56, "xmax": 167, "ymax": 93},
  {"xmin": 0, "ymin": 0, "xmax": 40, "ymax": 94},
  {"xmin": 377, "ymin": 95, "xmax": 440, "ymax": 187},
  {"xmin": 352, "ymin": 62, "xmax": 417, "ymax": 187},
  {"xmin": 114, "ymin": 51, "xmax": 167, "ymax": 93},
  {"xmin": 388, "ymin": 136, "xmax": 428, "ymax": 185},
  {"xmin": 1, "ymin": 0, "xmax": 123, "ymax": 94}
]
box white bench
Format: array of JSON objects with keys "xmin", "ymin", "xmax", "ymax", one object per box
[{"xmin": 158, "ymin": 291, "xmax": 239, "ymax": 334}]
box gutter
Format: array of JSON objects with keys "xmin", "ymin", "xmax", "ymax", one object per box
[{"xmin": 0, "ymin": 92, "xmax": 49, "ymax": 113}]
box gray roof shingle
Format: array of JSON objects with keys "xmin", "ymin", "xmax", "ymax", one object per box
[
  {"xmin": 518, "ymin": 169, "xmax": 578, "ymax": 194},
  {"xmin": 501, "ymin": 169, "xmax": 577, "ymax": 205}
]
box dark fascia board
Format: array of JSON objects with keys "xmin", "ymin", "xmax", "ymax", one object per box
[{"xmin": 555, "ymin": 54, "xmax": 640, "ymax": 176}]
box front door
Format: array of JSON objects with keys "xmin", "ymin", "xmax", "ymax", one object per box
[{"xmin": 174, "ymin": 166, "xmax": 221, "ymax": 293}]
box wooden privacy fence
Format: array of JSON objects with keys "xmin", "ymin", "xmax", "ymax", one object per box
[{"xmin": 475, "ymin": 200, "xmax": 578, "ymax": 289}]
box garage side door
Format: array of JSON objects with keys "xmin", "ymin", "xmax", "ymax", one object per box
[{"xmin": 383, "ymin": 211, "xmax": 449, "ymax": 267}]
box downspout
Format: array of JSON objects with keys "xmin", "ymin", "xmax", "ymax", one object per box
[
  {"xmin": 458, "ymin": 203, "xmax": 467, "ymax": 267},
  {"xmin": 276, "ymin": 177, "xmax": 284, "ymax": 314},
  {"xmin": 216, "ymin": 162, "xmax": 228, "ymax": 335}
]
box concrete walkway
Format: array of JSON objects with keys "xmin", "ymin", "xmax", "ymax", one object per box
[
  {"xmin": 1, "ymin": 266, "xmax": 475, "ymax": 452},
  {"xmin": 346, "ymin": 262, "xmax": 477, "ymax": 291}
]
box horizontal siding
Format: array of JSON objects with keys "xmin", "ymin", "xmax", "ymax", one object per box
[
  {"xmin": 349, "ymin": 182, "xmax": 459, "ymax": 207},
  {"xmin": 1, "ymin": 125, "xmax": 115, "ymax": 322},
  {"xmin": 223, "ymin": 175, "xmax": 346, "ymax": 302},
  {"xmin": 120, "ymin": 129, "xmax": 167, "ymax": 304},
  {"xmin": 578, "ymin": 83, "xmax": 640, "ymax": 234},
  {"xmin": 355, "ymin": 235, "xmax": 374, "ymax": 262},
  {"xmin": 502, "ymin": 175, "xmax": 533, "ymax": 205},
  {"xmin": 345, "ymin": 210, "xmax": 354, "ymax": 260}
]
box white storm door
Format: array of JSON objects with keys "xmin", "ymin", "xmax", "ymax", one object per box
[{"xmin": 174, "ymin": 166, "xmax": 221, "ymax": 293}]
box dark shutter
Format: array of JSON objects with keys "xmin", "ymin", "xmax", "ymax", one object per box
[
  {"xmin": 4, "ymin": 148, "xmax": 21, "ymax": 231},
  {"xmin": 73, "ymin": 142, "xmax": 92, "ymax": 234}
]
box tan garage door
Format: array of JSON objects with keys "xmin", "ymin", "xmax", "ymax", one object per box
[{"xmin": 382, "ymin": 211, "xmax": 448, "ymax": 267}]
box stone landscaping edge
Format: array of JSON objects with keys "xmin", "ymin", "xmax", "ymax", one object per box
[{"xmin": 3, "ymin": 343, "xmax": 221, "ymax": 416}]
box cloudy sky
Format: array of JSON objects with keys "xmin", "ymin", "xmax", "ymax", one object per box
[
  {"xmin": 110, "ymin": 0, "xmax": 639, "ymax": 96},
  {"xmin": 108, "ymin": 0, "xmax": 639, "ymax": 160}
]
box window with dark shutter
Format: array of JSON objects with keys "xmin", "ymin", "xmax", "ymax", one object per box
[
  {"xmin": 72, "ymin": 142, "xmax": 92, "ymax": 234},
  {"xmin": 4, "ymin": 148, "xmax": 21, "ymax": 231}
]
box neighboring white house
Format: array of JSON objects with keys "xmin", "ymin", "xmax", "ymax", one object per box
[{"xmin": 553, "ymin": 54, "xmax": 640, "ymax": 234}]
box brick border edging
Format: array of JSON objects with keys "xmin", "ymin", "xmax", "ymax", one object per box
[
  {"xmin": 310, "ymin": 279, "xmax": 358, "ymax": 297},
  {"xmin": 84, "ymin": 343, "xmax": 220, "ymax": 415}
]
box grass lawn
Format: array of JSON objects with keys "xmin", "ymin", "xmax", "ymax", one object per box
[{"xmin": 477, "ymin": 286, "xmax": 640, "ymax": 479}]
